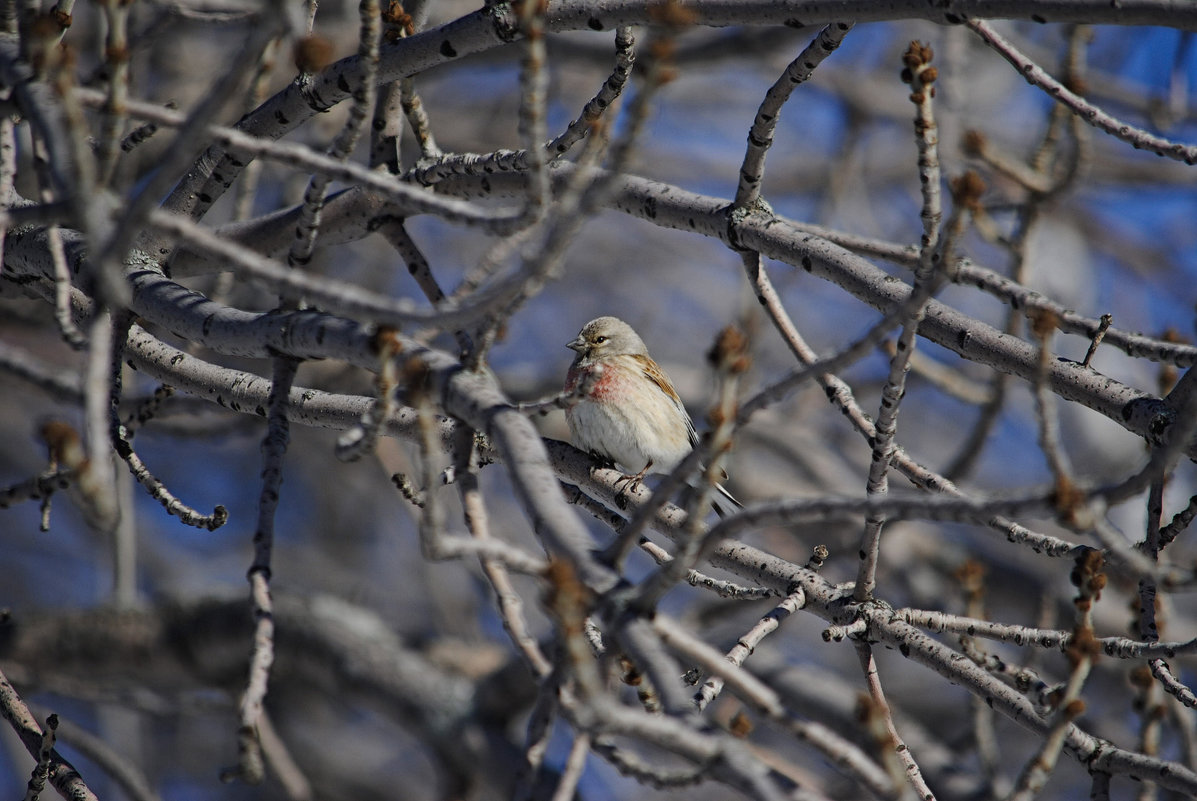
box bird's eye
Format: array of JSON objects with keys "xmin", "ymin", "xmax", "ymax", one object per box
[{"xmin": 594, "ymin": 336, "xmax": 607, "ymax": 343}]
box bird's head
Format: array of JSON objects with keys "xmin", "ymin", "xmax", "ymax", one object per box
[{"xmin": 566, "ymin": 316, "xmax": 649, "ymax": 363}]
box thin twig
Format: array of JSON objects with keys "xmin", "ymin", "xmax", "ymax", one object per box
[
  {"xmin": 639, "ymin": 539, "xmax": 773, "ymax": 600},
  {"xmin": 74, "ymin": 89, "xmax": 527, "ymax": 232},
  {"xmin": 734, "ymin": 22, "xmax": 853, "ymax": 209},
  {"xmin": 856, "ymin": 643, "xmax": 932, "ymax": 800},
  {"xmin": 0, "ymin": 668, "xmax": 99, "ymax": 801},
  {"xmin": 228, "ymin": 40, "xmax": 281, "ymax": 226},
  {"xmin": 410, "ymin": 27, "xmax": 635, "ymax": 186},
  {"xmin": 1028, "ymin": 309, "xmax": 1075, "ymax": 487},
  {"xmin": 968, "ymin": 20, "xmax": 1197, "ymax": 164},
  {"xmin": 1081, "ymin": 313, "xmax": 1113, "ymax": 368},
  {"xmin": 35, "ymin": 710, "xmax": 163, "ymax": 801},
  {"xmin": 855, "ymin": 42, "xmax": 942, "ymax": 603},
  {"xmin": 335, "ymin": 328, "xmax": 401, "ymax": 461},
  {"xmin": 96, "ymin": 0, "xmax": 131, "ymax": 187},
  {"xmin": 454, "ymin": 428, "xmax": 553, "ymax": 677},
  {"xmin": 1007, "ymin": 552, "xmax": 1103, "ymax": 799},
  {"xmin": 22, "ymin": 711, "xmax": 56, "ymax": 801},
  {"xmin": 256, "ymin": 711, "xmax": 313, "ymax": 801},
  {"xmin": 110, "ymin": 328, "xmax": 228, "ymax": 529},
  {"xmin": 627, "ymin": 326, "xmax": 749, "ymax": 610},
  {"xmin": 227, "ymin": 356, "xmax": 299, "ymax": 785},
  {"xmin": 287, "ymin": 0, "xmax": 380, "ymax": 275},
  {"xmin": 549, "ymin": 733, "xmax": 592, "ymax": 801},
  {"xmin": 694, "ymin": 590, "xmax": 803, "ymax": 711}
]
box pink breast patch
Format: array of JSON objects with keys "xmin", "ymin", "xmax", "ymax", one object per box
[{"xmin": 568, "ymin": 365, "xmax": 621, "ymax": 401}]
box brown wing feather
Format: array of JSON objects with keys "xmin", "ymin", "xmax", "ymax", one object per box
[
  {"xmin": 633, "ymin": 353, "xmax": 680, "ymax": 401},
  {"xmin": 633, "ymin": 353, "xmax": 700, "ymax": 449}
]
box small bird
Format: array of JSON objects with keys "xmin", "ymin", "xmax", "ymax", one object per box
[{"xmin": 563, "ymin": 316, "xmax": 740, "ymax": 513}]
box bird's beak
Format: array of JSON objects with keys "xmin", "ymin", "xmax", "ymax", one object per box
[{"xmin": 566, "ymin": 336, "xmax": 585, "ymax": 353}]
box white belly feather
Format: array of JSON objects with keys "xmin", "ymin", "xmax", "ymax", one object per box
[{"xmin": 567, "ymin": 395, "xmax": 691, "ymax": 475}]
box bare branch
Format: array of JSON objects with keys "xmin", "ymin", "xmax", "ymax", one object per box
[{"xmin": 968, "ymin": 20, "xmax": 1197, "ymax": 164}]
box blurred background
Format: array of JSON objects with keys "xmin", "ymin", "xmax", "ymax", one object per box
[{"xmin": 1, "ymin": 0, "xmax": 1196, "ymax": 798}]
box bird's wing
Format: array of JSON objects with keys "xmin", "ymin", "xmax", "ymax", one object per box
[{"xmin": 634, "ymin": 353, "xmax": 700, "ymax": 449}]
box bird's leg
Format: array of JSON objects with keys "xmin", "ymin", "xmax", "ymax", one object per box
[{"xmin": 613, "ymin": 460, "xmax": 653, "ymax": 507}]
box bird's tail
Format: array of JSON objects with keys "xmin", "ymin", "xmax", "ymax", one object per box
[{"xmin": 710, "ymin": 482, "xmax": 742, "ymax": 518}]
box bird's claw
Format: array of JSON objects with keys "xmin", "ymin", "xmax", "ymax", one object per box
[
  {"xmin": 613, "ymin": 474, "xmax": 642, "ymax": 491},
  {"xmin": 611, "ymin": 475, "xmax": 636, "ymax": 510},
  {"xmin": 612, "ymin": 465, "xmax": 652, "ymax": 509}
]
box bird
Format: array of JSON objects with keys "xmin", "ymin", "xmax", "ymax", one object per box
[{"xmin": 563, "ymin": 316, "xmax": 740, "ymax": 514}]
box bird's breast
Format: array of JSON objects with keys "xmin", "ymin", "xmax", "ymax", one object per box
[{"xmin": 565, "ymin": 363, "xmax": 622, "ymax": 401}]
